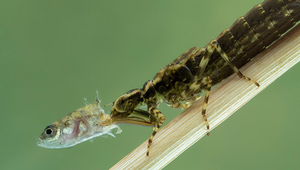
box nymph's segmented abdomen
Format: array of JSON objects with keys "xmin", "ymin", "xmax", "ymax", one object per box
[
  {"xmin": 218, "ymin": 0, "xmax": 300, "ymax": 61},
  {"xmin": 206, "ymin": 0, "xmax": 300, "ymax": 84}
]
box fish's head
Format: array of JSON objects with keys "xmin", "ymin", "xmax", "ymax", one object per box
[
  {"xmin": 37, "ymin": 118, "xmax": 122, "ymax": 149},
  {"xmin": 36, "ymin": 124, "xmax": 67, "ymax": 149},
  {"xmin": 37, "ymin": 118, "xmax": 88, "ymax": 149}
]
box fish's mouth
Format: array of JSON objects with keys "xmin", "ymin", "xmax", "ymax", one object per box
[
  {"xmin": 36, "ymin": 137, "xmax": 50, "ymax": 148},
  {"xmin": 36, "ymin": 137, "xmax": 43, "ymax": 147}
]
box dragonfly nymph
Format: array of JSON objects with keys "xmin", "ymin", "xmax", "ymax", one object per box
[{"xmin": 97, "ymin": 0, "xmax": 300, "ymax": 156}]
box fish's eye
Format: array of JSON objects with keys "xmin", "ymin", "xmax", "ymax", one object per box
[
  {"xmin": 44, "ymin": 125, "xmax": 57, "ymax": 137},
  {"xmin": 45, "ymin": 128, "xmax": 53, "ymax": 135}
]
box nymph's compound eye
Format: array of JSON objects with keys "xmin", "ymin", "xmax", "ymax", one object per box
[
  {"xmin": 114, "ymin": 95, "xmax": 126, "ymax": 112},
  {"xmin": 44, "ymin": 125, "xmax": 57, "ymax": 138},
  {"xmin": 114, "ymin": 89, "xmax": 142, "ymax": 113}
]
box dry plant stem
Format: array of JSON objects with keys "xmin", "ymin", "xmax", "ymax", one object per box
[{"xmin": 110, "ymin": 24, "xmax": 300, "ymax": 170}]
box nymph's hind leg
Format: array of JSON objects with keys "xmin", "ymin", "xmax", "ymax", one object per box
[
  {"xmin": 210, "ymin": 39, "xmax": 260, "ymax": 87},
  {"xmin": 146, "ymin": 107, "xmax": 165, "ymax": 156}
]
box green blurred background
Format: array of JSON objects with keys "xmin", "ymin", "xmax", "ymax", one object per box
[{"xmin": 1, "ymin": 0, "xmax": 300, "ymax": 169}]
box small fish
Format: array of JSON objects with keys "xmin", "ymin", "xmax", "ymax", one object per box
[{"xmin": 37, "ymin": 97, "xmax": 122, "ymax": 149}]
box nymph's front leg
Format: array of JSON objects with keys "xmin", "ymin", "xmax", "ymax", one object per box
[{"xmin": 146, "ymin": 107, "xmax": 165, "ymax": 156}]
